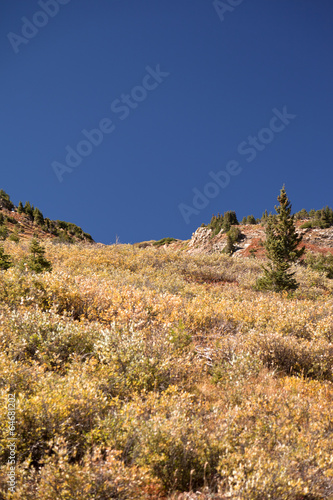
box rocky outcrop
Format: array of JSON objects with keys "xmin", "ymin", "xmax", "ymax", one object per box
[
  {"xmin": 187, "ymin": 224, "xmax": 333, "ymax": 257},
  {"xmin": 188, "ymin": 227, "xmax": 227, "ymax": 254},
  {"xmin": 301, "ymin": 227, "xmax": 333, "ymax": 247}
]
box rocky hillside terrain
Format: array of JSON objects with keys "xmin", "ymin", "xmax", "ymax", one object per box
[
  {"xmin": 186, "ymin": 223, "xmax": 333, "ymax": 258},
  {"xmin": 0, "ymin": 190, "xmax": 93, "ymax": 244},
  {"xmin": 137, "ymin": 223, "xmax": 333, "ymax": 261},
  {"xmin": 2, "ymin": 189, "xmax": 332, "ymax": 257}
]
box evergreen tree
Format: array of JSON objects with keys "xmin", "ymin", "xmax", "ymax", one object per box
[
  {"xmin": 24, "ymin": 201, "xmax": 34, "ymax": 220},
  {"xmin": 261, "ymin": 210, "xmax": 268, "ymax": 223},
  {"xmin": 26, "ymin": 238, "xmax": 52, "ymax": 273},
  {"xmin": 0, "ymin": 245, "xmax": 13, "ymax": 270},
  {"xmin": 325, "ymin": 206, "xmax": 333, "ymax": 225},
  {"xmin": 256, "ymin": 186, "xmax": 305, "ymax": 292},
  {"xmin": 0, "ymin": 189, "xmax": 14, "ymax": 210},
  {"xmin": 246, "ymin": 215, "xmax": 256, "ymax": 225},
  {"xmin": 43, "ymin": 218, "xmax": 51, "ymax": 233},
  {"xmin": 223, "ymin": 211, "xmax": 238, "ymax": 231},
  {"xmin": 223, "ymin": 226, "xmax": 240, "ymax": 255},
  {"xmin": 241, "ymin": 216, "xmax": 247, "ymax": 225},
  {"xmin": 17, "ymin": 201, "xmax": 24, "ymax": 214},
  {"xmin": 208, "ymin": 213, "xmax": 224, "ymax": 235},
  {"xmin": 224, "ymin": 233, "xmax": 236, "ymax": 255},
  {"xmin": 297, "ymin": 208, "xmax": 309, "ymax": 220},
  {"xmin": 33, "ymin": 207, "xmax": 44, "ymax": 226},
  {"xmin": 320, "ymin": 208, "xmax": 330, "ymax": 228}
]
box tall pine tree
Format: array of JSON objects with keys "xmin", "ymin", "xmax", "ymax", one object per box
[
  {"xmin": 33, "ymin": 207, "xmax": 44, "ymax": 226},
  {"xmin": 256, "ymin": 186, "xmax": 305, "ymax": 292},
  {"xmin": 24, "ymin": 201, "xmax": 34, "ymax": 220},
  {"xmin": 17, "ymin": 201, "xmax": 24, "ymax": 214}
]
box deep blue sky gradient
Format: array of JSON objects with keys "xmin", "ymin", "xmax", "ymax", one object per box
[{"xmin": 1, "ymin": 0, "xmax": 333, "ymax": 243}]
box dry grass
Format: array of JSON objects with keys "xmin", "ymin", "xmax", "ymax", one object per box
[{"xmin": 0, "ymin": 240, "xmax": 333, "ymax": 499}]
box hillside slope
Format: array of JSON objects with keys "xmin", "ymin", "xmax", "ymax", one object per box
[
  {"xmin": 0, "ymin": 190, "xmax": 93, "ymax": 244},
  {"xmin": 1, "ymin": 190, "xmax": 333, "ymax": 498},
  {"xmin": 186, "ymin": 223, "xmax": 333, "ymax": 258},
  {"xmin": 0, "ymin": 239, "xmax": 332, "ymax": 498}
]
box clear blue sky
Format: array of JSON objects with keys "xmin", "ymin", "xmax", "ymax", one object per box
[{"xmin": 1, "ymin": 0, "xmax": 333, "ymax": 243}]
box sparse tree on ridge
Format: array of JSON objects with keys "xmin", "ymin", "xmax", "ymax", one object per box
[
  {"xmin": 0, "ymin": 189, "xmax": 14, "ymax": 210},
  {"xmin": 246, "ymin": 215, "xmax": 256, "ymax": 225},
  {"xmin": 256, "ymin": 186, "xmax": 305, "ymax": 292},
  {"xmin": 33, "ymin": 207, "xmax": 44, "ymax": 226},
  {"xmin": 24, "ymin": 201, "xmax": 34, "ymax": 220}
]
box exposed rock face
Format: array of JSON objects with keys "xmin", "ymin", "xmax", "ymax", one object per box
[
  {"xmin": 187, "ymin": 224, "xmax": 333, "ymax": 257},
  {"xmin": 301, "ymin": 227, "xmax": 333, "ymax": 247},
  {"xmin": 188, "ymin": 227, "xmax": 212, "ymax": 247},
  {"xmin": 188, "ymin": 227, "xmax": 227, "ymax": 254}
]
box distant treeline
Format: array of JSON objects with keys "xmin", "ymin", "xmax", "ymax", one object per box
[
  {"xmin": 0, "ymin": 189, "xmax": 93, "ymax": 243},
  {"xmin": 203, "ymin": 206, "xmax": 333, "ymax": 235}
]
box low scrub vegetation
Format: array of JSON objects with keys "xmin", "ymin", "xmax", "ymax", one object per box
[
  {"xmin": 0, "ymin": 239, "xmax": 333, "ymax": 498},
  {"xmin": 153, "ymin": 237, "xmax": 178, "ymax": 247}
]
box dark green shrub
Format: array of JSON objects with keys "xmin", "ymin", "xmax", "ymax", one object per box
[
  {"xmin": 55, "ymin": 231, "xmax": 74, "ymax": 244},
  {"xmin": 9, "ymin": 232, "xmax": 20, "ymax": 243},
  {"xmin": 153, "ymin": 237, "xmax": 177, "ymax": 247},
  {"xmin": 228, "ymin": 226, "xmax": 241, "ymax": 242},
  {"xmin": 0, "ymin": 226, "xmax": 8, "ymax": 240},
  {"xmin": 300, "ymin": 221, "xmax": 312, "ymax": 229},
  {"xmin": 0, "ymin": 245, "xmax": 13, "ymax": 270},
  {"xmin": 83, "ymin": 232, "xmax": 93, "ymax": 242},
  {"xmin": 24, "ymin": 238, "xmax": 52, "ymax": 273},
  {"xmin": 224, "ymin": 234, "xmax": 235, "ymax": 255},
  {"xmin": 56, "ymin": 220, "xmax": 68, "ymax": 230}
]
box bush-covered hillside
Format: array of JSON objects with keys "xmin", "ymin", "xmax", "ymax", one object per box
[
  {"xmin": 204, "ymin": 205, "xmax": 333, "ymax": 231},
  {"xmin": 0, "ymin": 238, "xmax": 333, "ymax": 499},
  {"xmin": 0, "ymin": 189, "xmax": 93, "ymax": 244}
]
